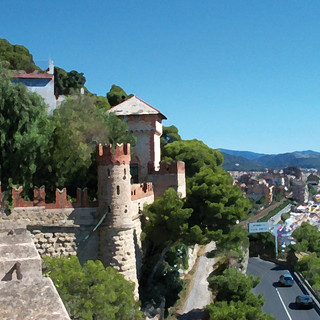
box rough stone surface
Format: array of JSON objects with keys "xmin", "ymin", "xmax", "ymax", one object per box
[
  {"xmin": 0, "ymin": 220, "xmax": 70, "ymax": 320},
  {"xmin": 0, "ymin": 278, "xmax": 70, "ymax": 320}
]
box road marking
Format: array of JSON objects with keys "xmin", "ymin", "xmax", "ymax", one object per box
[{"xmin": 276, "ymin": 288, "xmax": 292, "ymax": 320}]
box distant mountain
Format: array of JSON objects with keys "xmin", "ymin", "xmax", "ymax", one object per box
[
  {"xmin": 220, "ymin": 149, "xmax": 320, "ymax": 171},
  {"xmin": 219, "ymin": 149, "xmax": 267, "ymax": 160}
]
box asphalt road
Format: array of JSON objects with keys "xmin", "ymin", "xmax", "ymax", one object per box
[{"xmin": 247, "ymin": 257, "xmax": 320, "ymax": 320}]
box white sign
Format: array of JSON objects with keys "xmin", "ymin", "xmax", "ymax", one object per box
[{"xmin": 248, "ymin": 222, "xmax": 269, "ymax": 233}]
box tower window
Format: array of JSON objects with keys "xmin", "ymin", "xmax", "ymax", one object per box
[{"xmin": 117, "ymin": 185, "xmax": 120, "ymax": 195}]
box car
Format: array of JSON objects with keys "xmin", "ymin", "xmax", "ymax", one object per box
[
  {"xmin": 295, "ymin": 294, "xmax": 314, "ymax": 309},
  {"xmin": 279, "ymin": 274, "xmax": 294, "ymax": 286}
]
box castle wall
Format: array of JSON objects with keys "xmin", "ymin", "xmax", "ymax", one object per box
[
  {"xmin": 0, "ymin": 207, "xmax": 99, "ymax": 263},
  {"xmin": 149, "ymin": 161, "xmax": 186, "ymax": 199}
]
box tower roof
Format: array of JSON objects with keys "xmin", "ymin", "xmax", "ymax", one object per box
[{"xmin": 107, "ymin": 96, "xmax": 167, "ymax": 120}]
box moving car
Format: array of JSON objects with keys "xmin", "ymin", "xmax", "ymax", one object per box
[
  {"xmin": 279, "ymin": 274, "xmax": 294, "ymax": 286},
  {"xmin": 295, "ymin": 294, "xmax": 314, "ymax": 309}
]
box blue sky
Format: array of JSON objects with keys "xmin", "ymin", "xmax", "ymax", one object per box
[{"xmin": 1, "ymin": 0, "xmax": 320, "ymax": 154}]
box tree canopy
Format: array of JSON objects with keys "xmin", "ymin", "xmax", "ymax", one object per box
[
  {"xmin": 206, "ymin": 268, "xmax": 274, "ymax": 320},
  {"xmin": 291, "ymin": 222, "xmax": 320, "ymax": 254},
  {"xmin": 43, "ymin": 256, "xmax": 144, "ymax": 320},
  {"xmin": 160, "ymin": 125, "xmax": 181, "ymax": 149},
  {"xmin": 0, "ymin": 38, "xmax": 39, "ymax": 72},
  {"xmin": 0, "ymin": 62, "xmax": 52, "ymax": 193},
  {"xmin": 106, "ymin": 84, "xmax": 133, "ymax": 107},
  {"xmin": 162, "ymin": 139, "xmax": 224, "ymax": 177},
  {"xmin": 186, "ymin": 166, "xmax": 251, "ymax": 233},
  {"xmin": 54, "ymin": 66, "xmax": 86, "ymax": 96},
  {"xmin": 35, "ymin": 94, "xmax": 136, "ymax": 196}
]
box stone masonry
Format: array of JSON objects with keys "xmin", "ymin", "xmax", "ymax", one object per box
[{"xmin": 0, "ymin": 220, "xmax": 70, "ymax": 320}]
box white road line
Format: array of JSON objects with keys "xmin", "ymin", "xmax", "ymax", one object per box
[{"xmin": 276, "ymin": 288, "xmax": 293, "ymax": 320}]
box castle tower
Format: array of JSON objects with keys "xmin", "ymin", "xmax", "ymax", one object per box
[
  {"xmin": 107, "ymin": 96, "xmax": 167, "ymax": 182},
  {"xmin": 97, "ymin": 143, "xmax": 139, "ymax": 297}
]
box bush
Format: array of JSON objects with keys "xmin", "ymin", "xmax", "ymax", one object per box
[{"xmin": 43, "ymin": 256, "xmax": 144, "ymax": 320}]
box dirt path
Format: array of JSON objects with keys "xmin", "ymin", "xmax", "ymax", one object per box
[{"xmin": 178, "ymin": 242, "xmax": 216, "ymax": 320}]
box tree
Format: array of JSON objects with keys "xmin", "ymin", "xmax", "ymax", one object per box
[
  {"xmin": 36, "ymin": 94, "xmax": 136, "ymax": 197},
  {"xmin": 42, "ymin": 256, "xmax": 144, "ymax": 320},
  {"xmin": 0, "ymin": 61, "xmax": 52, "ymax": 193},
  {"xmin": 291, "ymin": 222, "xmax": 320, "ymax": 254},
  {"xmin": 206, "ymin": 300, "xmax": 274, "ymax": 320},
  {"xmin": 0, "ymin": 38, "xmax": 39, "ymax": 72},
  {"xmin": 140, "ymin": 188, "xmax": 193, "ymax": 309},
  {"xmin": 106, "ymin": 84, "xmax": 133, "ymax": 107},
  {"xmin": 160, "ymin": 125, "xmax": 181, "ymax": 149},
  {"xmin": 206, "ymin": 268, "xmax": 274, "ymax": 320},
  {"xmin": 297, "ymin": 253, "xmax": 320, "ymax": 291},
  {"xmin": 54, "ymin": 66, "xmax": 86, "ymax": 96},
  {"xmin": 186, "ymin": 166, "xmax": 251, "ymax": 233},
  {"xmin": 162, "ymin": 139, "xmax": 224, "ymax": 177}
]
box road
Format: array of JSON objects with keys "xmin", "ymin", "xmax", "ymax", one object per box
[
  {"xmin": 268, "ymin": 204, "xmax": 292, "ymax": 228},
  {"xmin": 247, "ymin": 257, "xmax": 320, "ymax": 320}
]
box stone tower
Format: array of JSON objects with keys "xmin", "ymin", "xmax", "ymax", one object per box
[{"xmin": 97, "ymin": 143, "xmax": 139, "ymax": 297}]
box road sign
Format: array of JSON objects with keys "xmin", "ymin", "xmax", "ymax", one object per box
[{"xmin": 248, "ymin": 222, "xmax": 269, "ymax": 233}]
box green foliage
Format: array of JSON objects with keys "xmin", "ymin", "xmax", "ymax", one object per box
[
  {"xmin": 162, "ymin": 139, "xmax": 224, "ymax": 177},
  {"xmin": 160, "ymin": 125, "xmax": 181, "ymax": 149},
  {"xmin": 206, "ymin": 300, "xmax": 274, "ymax": 320},
  {"xmin": 0, "ymin": 62, "xmax": 52, "ymax": 193},
  {"xmin": 42, "ymin": 256, "xmax": 144, "ymax": 320},
  {"xmin": 142, "ymin": 188, "xmax": 193, "ymax": 249},
  {"xmin": 140, "ymin": 189, "xmax": 192, "ymax": 310},
  {"xmin": 187, "ymin": 166, "xmax": 251, "ymax": 233},
  {"xmin": 107, "ymin": 84, "xmax": 133, "ymax": 107},
  {"xmin": 291, "ymin": 222, "xmax": 320, "ymax": 254},
  {"xmin": 258, "ymin": 200, "xmax": 291, "ymax": 222},
  {"xmin": 281, "ymin": 211, "xmax": 290, "ymax": 222},
  {"xmin": 206, "ymin": 268, "xmax": 274, "ymax": 320},
  {"xmin": 248, "ymin": 232, "xmax": 276, "ymax": 257},
  {"xmin": 0, "ymin": 38, "xmax": 39, "ymax": 72},
  {"xmin": 54, "ymin": 66, "xmax": 86, "ymax": 96},
  {"xmin": 208, "ymin": 268, "xmax": 259, "ymax": 302},
  {"xmin": 308, "ymin": 184, "xmax": 317, "ymax": 196},
  {"xmin": 215, "ymin": 225, "xmax": 249, "ymax": 255},
  {"xmin": 94, "ymin": 95, "xmax": 111, "ymax": 111},
  {"xmin": 36, "ymin": 94, "xmax": 136, "ymax": 196},
  {"xmin": 296, "ymin": 253, "xmax": 320, "ymax": 291}
]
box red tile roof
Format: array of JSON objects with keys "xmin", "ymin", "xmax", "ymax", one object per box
[{"xmin": 12, "ymin": 73, "xmax": 53, "ymax": 79}]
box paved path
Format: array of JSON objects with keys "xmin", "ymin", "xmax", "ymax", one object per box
[{"xmin": 179, "ymin": 241, "xmax": 216, "ymax": 320}]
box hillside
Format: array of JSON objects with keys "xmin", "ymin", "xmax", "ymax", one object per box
[{"xmin": 221, "ymin": 149, "xmax": 320, "ymax": 171}]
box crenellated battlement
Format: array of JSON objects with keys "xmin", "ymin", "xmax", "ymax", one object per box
[
  {"xmin": 148, "ymin": 161, "xmax": 185, "ymax": 175},
  {"xmin": 131, "ymin": 182, "xmax": 154, "ymax": 201},
  {"xmin": 0, "ymin": 185, "xmax": 97, "ymax": 209},
  {"xmin": 97, "ymin": 143, "xmax": 131, "ymax": 166}
]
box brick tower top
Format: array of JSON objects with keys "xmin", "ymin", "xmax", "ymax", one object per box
[{"xmin": 96, "ymin": 144, "xmax": 131, "ymax": 166}]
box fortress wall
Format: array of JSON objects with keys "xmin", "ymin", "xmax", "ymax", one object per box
[{"xmin": 1, "ymin": 207, "xmax": 99, "ymax": 263}]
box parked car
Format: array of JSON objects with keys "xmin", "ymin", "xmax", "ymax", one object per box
[
  {"xmin": 279, "ymin": 274, "xmax": 294, "ymax": 286},
  {"xmin": 295, "ymin": 294, "xmax": 314, "ymax": 309}
]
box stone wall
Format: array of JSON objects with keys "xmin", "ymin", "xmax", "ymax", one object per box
[
  {"xmin": 0, "ymin": 207, "xmax": 99, "ymax": 263},
  {"xmin": 0, "ymin": 220, "xmax": 71, "ymax": 320}
]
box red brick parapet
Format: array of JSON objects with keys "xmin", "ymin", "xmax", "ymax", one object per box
[
  {"xmin": 97, "ymin": 144, "xmax": 131, "ymax": 166},
  {"xmin": 131, "ymin": 183, "xmax": 154, "ymax": 200},
  {"xmin": 0, "ymin": 186, "xmax": 97, "ymax": 209}
]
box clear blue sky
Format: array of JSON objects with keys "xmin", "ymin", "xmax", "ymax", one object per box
[{"xmin": 1, "ymin": 0, "xmax": 320, "ymax": 154}]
